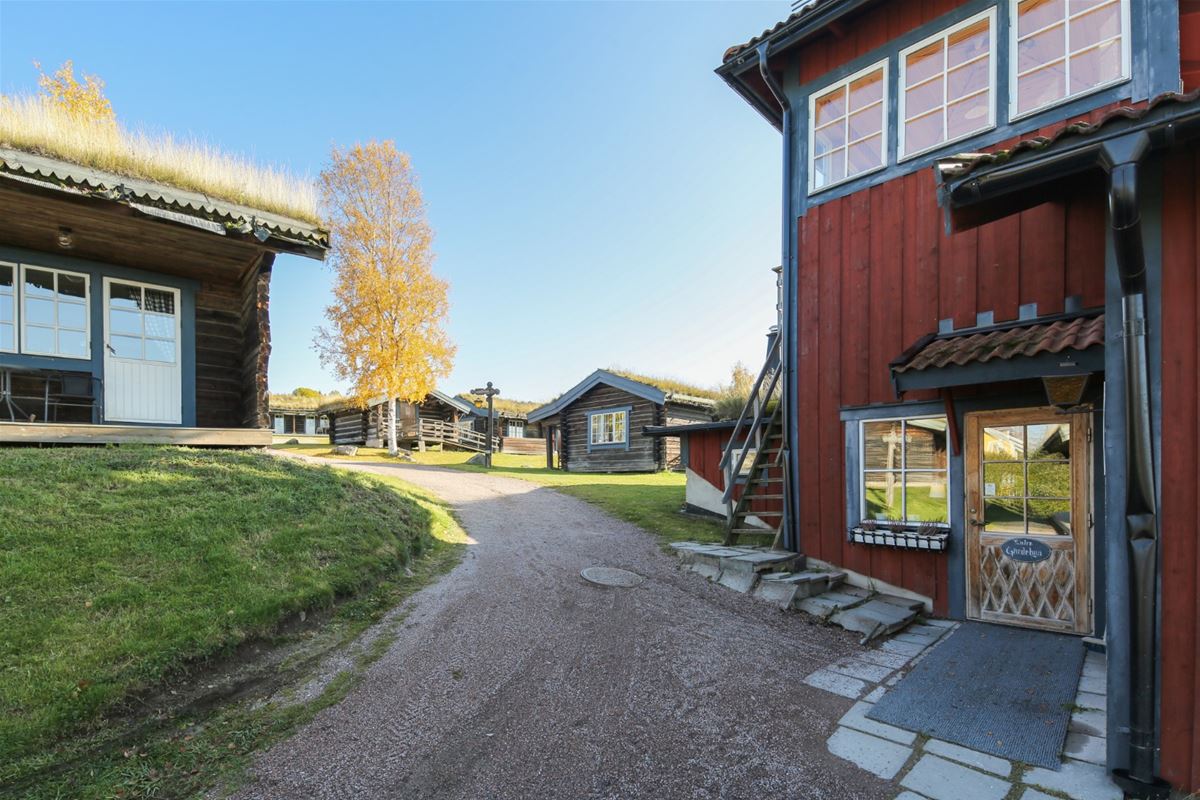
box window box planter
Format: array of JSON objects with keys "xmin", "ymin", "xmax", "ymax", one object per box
[{"xmin": 848, "ymin": 525, "xmax": 949, "ymax": 552}]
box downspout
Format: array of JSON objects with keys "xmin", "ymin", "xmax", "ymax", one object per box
[
  {"xmin": 756, "ymin": 43, "xmax": 800, "ymax": 553},
  {"xmin": 1102, "ymin": 134, "xmax": 1170, "ymax": 799}
]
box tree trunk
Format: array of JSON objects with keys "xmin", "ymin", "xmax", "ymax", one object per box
[{"xmin": 387, "ymin": 396, "xmax": 399, "ymax": 456}]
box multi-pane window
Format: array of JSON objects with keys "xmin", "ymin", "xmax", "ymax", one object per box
[
  {"xmin": 589, "ymin": 410, "xmax": 627, "ymax": 446},
  {"xmin": 1012, "ymin": 0, "xmax": 1128, "ymax": 117},
  {"xmin": 900, "ymin": 10, "xmax": 996, "ymax": 159},
  {"xmin": 0, "ymin": 264, "xmax": 15, "ymax": 353},
  {"xmin": 861, "ymin": 417, "xmax": 950, "ymax": 523},
  {"xmin": 22, "ymin": 267, "xmax": 89, "ymax": 358},
  {"xmin": 108, "ymin": 282, "xmax": 177, "ymax": 363},
  {"xmin": 982, "ymin": 422, "xmax": 1073, "ymax": 535},
  {"xmin": 809, "ymin": 60, "xmax": 888, "ymax": 192}
]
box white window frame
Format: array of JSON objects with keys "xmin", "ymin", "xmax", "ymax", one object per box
[
  {"xmin": 1008, "ymin": 0, "xmax": 1132, "ymax": 121},
  {"xmin": 0, "ymin": 261, "xmax": 16, "ymax": 354},
  {"xmin": 589, "ymin": 409, "xmax": 628, "ymax": 446},
  {"xmin": 19, "ymin": 264, "xmax": 91, "ymax": 360},
  {"xmin": 858, "ymin": 414, "xmax": 951, "ymax": 525},
  {"xmin": 105, "ymin": 279, "xmax": 181, "ymax": 365},
  {"xmin": 808, "ymin": 58, "xmax": 891, "ymax": 194},
  {"xmin": 898, "ymin": 7, "xmax": 998, "ymax": 162}
]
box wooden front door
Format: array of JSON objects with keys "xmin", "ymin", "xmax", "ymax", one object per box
[{"xmin": 965, "ymin": 408, "xmax": 1092, "ymax": 634}]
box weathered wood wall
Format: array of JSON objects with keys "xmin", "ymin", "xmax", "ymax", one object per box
[
  {"xmin": 329, "ymin": 409, "xmax": 368, "ymax": 445},
  {"xmin": 662, "ymin": 405, "xmax": 716, "ymax": 470},
  {"xmin": 195, "ymin": 252, "xmax": 275, "ymax": 429},
  {"xmin": 1157, "ymin": 145, "xmax": 1200, "ymax": 792},
  {"xmin": 561, "ymin": 385, "xmax": 661, "ymax": 473},
  {"xmin": 501, "ymin": 437, "xmax": 546, "ymax": 456}
]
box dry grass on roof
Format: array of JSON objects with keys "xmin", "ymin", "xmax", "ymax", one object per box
[
  {"xmin": 607, "ymin": 368, "xmax": 720, "ymax": 401},
  {"xmin": 0, "ymin": 95, "xmax": 320, "ymax": 225},
  {"xmin": 458, "ymin": 395, "xmax": 543, "ymax": 416},
  {"xmin": 268, "ymin": 393, "xmax": 342, "ymax": 412}
]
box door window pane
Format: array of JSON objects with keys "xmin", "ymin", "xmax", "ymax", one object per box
[
  {"xmin": 981, "ymin": 420, "xmax": 1076, "ymax": 536},
  {"xmin": 983, "ymin": 426, "xmax": 1025, "ymax": 459},
  {"xmin": 109, "ymin": 283, "xmax": 142, "ymax": 310},
  {"xmin": 1028, "ymin": 423, "xmax": 1070, "ymax": 458},
  {"xmin": 144, "ymin": 313, "xmax": 174, "ymax": 340},
  {"xmin": 110, "ymin": 334, "xmax": 143, "ymax": 359},
  {"xmin": 985, "ymin": 498, "xmax": 1027, "ymax": 532},
  {"xmin": 110, "ymin": 309, "xmax": 142, "ymax": 335},
  {"xmin": 143, "ymin": 338, "xmax": 176, "ymax": 363},
  {"xmin": 1028, "ymin": 499, "xmax": 1072, "ymax": 535},
  {"xmin": 985, "ymin": 462, "xmax": 1025, "ymax": 497},
  {"xmin": 1028, "ymin": 462, "xmax": 1071, "ymax": 498},
  {"xmin": 144, "ymin": 289, "xmax": 175, "ymax": 315}
]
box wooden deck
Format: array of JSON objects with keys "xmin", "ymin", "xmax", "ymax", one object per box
[{"xmin": 0, "ymin": 422, "xmax": 272, "ymax": 446}]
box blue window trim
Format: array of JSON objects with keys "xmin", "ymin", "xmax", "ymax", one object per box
[
  {"xmin": 585, "ymin": 405, "xmax": 632, "ymax": 453},
  {"xmin": 788, "ymin": 0, "xmax": 1178, "ymax": 211},
  {"xmin": 0, "ymin": 245, "xmax": 198, "ymax": 427}
]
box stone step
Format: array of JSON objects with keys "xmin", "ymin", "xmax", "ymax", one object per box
[
  {"xmin": 830, "ymin": 598, "xmax": 921, "ymax": 644},
  {"xmin": 716, "ymin": 550, "xmax": 804, "ymax": 593},
  {"xmin": 752, "ymin": 569, "xmax": 843, "ymax": 607},
  {"xmin": 797, "ymin": 587, "xmax": 872, "ymax": 619}
]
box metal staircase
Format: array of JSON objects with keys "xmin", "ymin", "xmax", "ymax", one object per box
[{"xmin": 720, "ymin": 332, "xmax": 789, "ymax": 549}]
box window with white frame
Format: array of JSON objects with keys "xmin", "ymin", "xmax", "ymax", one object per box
[
  {"xmin": 589, "ymin": 409, "xmax": 627, "ymax": 446},
  {"xmin": 1012, "ymin": 0, "xmax": 1129, "ymax": 118},
  {"xmin": 0, "ymin": 263, "xmax": 15, "ymax": 353},
  {"xmin": 810, "ymin": 60, "xmax": 888, "ymax": 192},
  {"xmin": 860, "ymin": 416, "xmax": 950, "ymax": 523},
  {"xmin": 107, "ymin": 282, "xmax": 178, "ymax": 363},
  {"xmin": 22, "ymin": 266, "xmax": 89, "ymax": 358},
  {"xmin": 900, "ymin": 9, "xmax": 996, "ymax": 160}
]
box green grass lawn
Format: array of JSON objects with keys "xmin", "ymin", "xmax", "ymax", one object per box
[
  {"xmin": 0, "ymin": 446, "xmax": 466, "ymax": 798},
  {"xmin": 274, "ymin": 443, "xmax": 724, "ymax": 546}
]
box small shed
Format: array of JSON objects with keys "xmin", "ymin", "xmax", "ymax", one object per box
[
  {"xmin": 322, "ymin": 390, "xmax": 483, "ymax": 449},
  {"xmin": 528, "ymin": 369, "xmax": 716, "ymax": 472},
  {"xmin": 268, "ymin": 394, "xmax": 334, "ymax": 439}
]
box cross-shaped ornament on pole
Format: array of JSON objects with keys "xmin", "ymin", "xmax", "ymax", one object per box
[{"xmin": 470, "ymin": 381, "xmax": 500, "ymax": 467}]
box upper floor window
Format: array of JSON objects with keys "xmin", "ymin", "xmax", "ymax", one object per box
[
  {"xmin": 22, "ymin": 266, "xmax": 89, "ymax": 359},
  {"xmin": 809, "ymin": 60, "xmax": 888, "ymax": 192},
  {"xmin": 0, "ymin": 264, "xmax": 14, "ymax": 353},
  {"xmin": 589, "ymin": 409, "xmax": 627, "ymax": 446},
  {"xmin": 900, "ymin": 9, "xmax": 996, "ymax": 160},
  {"xmin": 1012, "ymin": 0, "xmax": 1129, "ymax": 118}
]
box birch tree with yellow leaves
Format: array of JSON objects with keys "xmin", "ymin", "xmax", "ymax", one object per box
[{"xmin": 316, "ymin": 141, "xmax": 455, "ymax": 456}]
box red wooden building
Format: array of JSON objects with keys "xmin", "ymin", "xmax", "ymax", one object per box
[{"xmin": 718, "ymin": 0, "xmax": 1200, "ymax": 794}]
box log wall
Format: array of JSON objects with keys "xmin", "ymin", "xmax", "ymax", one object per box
[{"xmin": 561, "ymin": 385, "xmax": 661, "ymax": 473}]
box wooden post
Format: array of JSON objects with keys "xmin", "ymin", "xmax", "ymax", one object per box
[{"xmin": 471, "ymin": 381, "xmax": 500, "ymax": 468}]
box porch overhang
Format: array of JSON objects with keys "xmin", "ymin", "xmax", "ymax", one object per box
[{"xmin": 890, "ymin": 312, "xmax": 1105, "ymax": 395}]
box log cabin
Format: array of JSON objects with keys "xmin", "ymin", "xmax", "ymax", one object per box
[
  {"xmin": 719, "ymin": 0, "xmax": 1200, "ymax": 792},
  {"xmin": 0, "ymin": 147, "xmax": 328, "ymax": 446},
  {"xmin": 268, "ymin": 394, "xmax": 333, "ymax": 440},
  {"xmin": 528, "ymin": 369, "xmax": 717, "ymax": 472},
  {"xmin": 322, "ymin": 390, "xmax": 483, "ymax": 449}
]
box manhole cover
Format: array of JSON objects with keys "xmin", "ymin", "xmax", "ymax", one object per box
[{"xmin": 581, "ymin": 566, "xmax": 644, "ymax": 588}]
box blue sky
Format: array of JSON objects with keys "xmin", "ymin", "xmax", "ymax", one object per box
[{"xmin": 1, "ymin": 1, "xmax": 785, "ymax": 402}]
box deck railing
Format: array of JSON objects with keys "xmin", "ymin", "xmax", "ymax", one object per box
[{"xmin": 414, "ymin": 418, "xmax": 500, "ymax": 453}]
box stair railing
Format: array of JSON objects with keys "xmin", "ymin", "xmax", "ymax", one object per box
[{"xmin": 720, "ymin": 333, "xmax": 782, "ymax": 505}]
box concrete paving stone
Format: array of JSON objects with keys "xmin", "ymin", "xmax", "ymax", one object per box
[
  {"xmin": 880, "ymin": 639, "xmax": 925, "ymax": 656},
  {"xmin": 1064, "ymin": 732, "xmax": 1106, "ymax": 765},
  {"xmin": 1074, "ymin": 690, "xmax": 1106, "ymax": 711},
  {"xmin": 857, "ymin": 648, "xmax": 911, "ymax": 670},
  {"xmin": 727, "ymin": 551, "xmax": 798, "ymax": 568},
  {"xmin": 900, "ymin": 754, "xmax": 1010, "ymax": 800},
  {"xmin": 826, "ymin": 726, "xmax": 913, "ymax": 780},
  {"xmin": 1077, "ymin": 675, "xmax": 1106, "ymax": 695},
  {"xmin": 924, "ymin": 738, "xmax": 1012, "ymax": 777},
  {"xmin": 863, "ymin": 685, "xmax": 886, "ymax": 703},
  {"xmin": 1070, "ymin": 707, "xmax": 1106, "ymax": 737},
  {"xmin": 1024, "ymin": 758, "xmax": 1122, "ymax": 800},
  {"xmin": 1084, "ymin": 650, "xmax": 1106, "ymax": 668},
  {"xmin": 827, "ymin": 657, "xmax": 895, "ymax": 683},
  {"xmin": 1082, "ymin": 660, "xmax": 1106, "ymax": 679},
  {"xmin": 892, "ymin": 632, "xmax": 936, "ymax": 646},
  {"xmin": 668, "ymin": 541, "xmax": 707, "ymax": 551},
  {"xmin": 905, "ymin": 623, "xmax": 947, "ymax": 639},
  {"xmin": 832, "ymin": 600, "xmax": 917, "ymax": 643},
  {"xmin": 804, "ymin": 668, "xmax": 866, "ymax": 699},
  {"xmin": 839, "ymin": 701, "xmax": 917, "ymax": 745},
  {"xmin": 885, "ymin": 673, "xmax": 902, "ymax": 686},
  {"xmin": 1019, "ymin": 790, "xmax": 1059, "ymax": 800},
  {"xmin": 922, "ymin": 618, "xmax": 957, "ymax": 628}
]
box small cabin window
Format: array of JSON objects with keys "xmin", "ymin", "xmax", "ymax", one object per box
[
  {"xmin": 860, "ymin": 416, "xmax": 950, "ymax": 524},
  {"xmin": 809, "ymin": 59, "xmax": 888, "ymax": 193},
  {"xmin": 21, "ymin": 265, "xmax": 90, "ymax": 359},
  {"xmin": 0, "ymin": 263, "xmax": 15, "ymax": 353},
  {"xmin": 1011, "ymin": 0, "xmax": 1129, "ymax": 119},
  {"xmin": 899, "ymin": 9, "xmax": 996, "ymax": 160},
  {"xmin": 589, "ymin": 409, "xmax": 627, "ymax": 446}
]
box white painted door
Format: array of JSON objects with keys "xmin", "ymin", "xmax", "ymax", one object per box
[{"xmin": 103, "ymin": 278, "xmax": 182, "ymax": 424}]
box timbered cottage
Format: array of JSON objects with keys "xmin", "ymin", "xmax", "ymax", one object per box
[
  {"xmin": 322, "ymin": 390, "xmax": 486, "ymax": 450},
  {"xmin": 0, "ymin": 148, "xmax": 328, "ymax": 445},
  {"xmin": 268, "ymin": 394, "xmax": 332, "ymax": 439},
  {"xmin": 528, "ymin": 370, "xmax": 716, "ymax": 472},
  {"xmin": 718, "ymin": 0, "xmax": 1200, "ymax": 793}
]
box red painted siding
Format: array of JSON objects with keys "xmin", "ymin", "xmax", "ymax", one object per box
[
  {"xmin": 1183, "ymin": 0, "xmax": 1200, "ymax": 91},
  {"xmin": 1158, "ymin": 147, "xmax": 1200, "ymax": 792},
  {"xmin": 794, "ymin": 171, "xmax": 1108, "ymax": 613}
]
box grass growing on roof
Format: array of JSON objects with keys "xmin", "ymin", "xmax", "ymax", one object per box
[
  {"xmin": 606, "ymin": 368, "xmax": 721, "ymax": 400},
  {"xmin": 0, "ymin": 446, "xmax": 464, "ymax": 792},
  {"xmin": 0, "ymin": 95, "xmax": 320, "ymax": 224}
]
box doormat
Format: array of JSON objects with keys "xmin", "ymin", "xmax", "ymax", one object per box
[{"xmin": 866, "ymin": 622, "xmax": 1085, "ymax": 769}]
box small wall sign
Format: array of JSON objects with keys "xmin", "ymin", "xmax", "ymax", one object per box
[{"xmin": 1001, "ymin": 537, "xmax": 1052, "ymax": 563}]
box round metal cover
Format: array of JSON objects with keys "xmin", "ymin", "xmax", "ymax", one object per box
[{"xmin": 580, "ymin": 566, "xmax": 644, "ymax": 588}]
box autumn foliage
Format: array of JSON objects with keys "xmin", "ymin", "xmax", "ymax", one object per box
[
  {"xmin": 316, "ymin": 141, "xmax": 455, "ymax": 453},
  {"xmin": 34, "ymin": 60, "xmax": 115, "ymax": 125}
]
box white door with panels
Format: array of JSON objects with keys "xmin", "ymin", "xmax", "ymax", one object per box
[{"xmin": 103, "ymin": 278, "xmax": 182, "ymax": 424}]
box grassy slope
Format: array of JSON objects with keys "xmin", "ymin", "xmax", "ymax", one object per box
[
  {"xmin": 0, "ymin": 447, "xmax": 466, "ymax": 797},
  {"xmin": 277, "ymin": 444, "xmax": 724, "ymax": 545}
]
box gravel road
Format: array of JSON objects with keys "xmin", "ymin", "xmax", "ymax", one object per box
[{"xmin": 230, "ymin": 461, "xmax": 889, "ymax": 800}]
